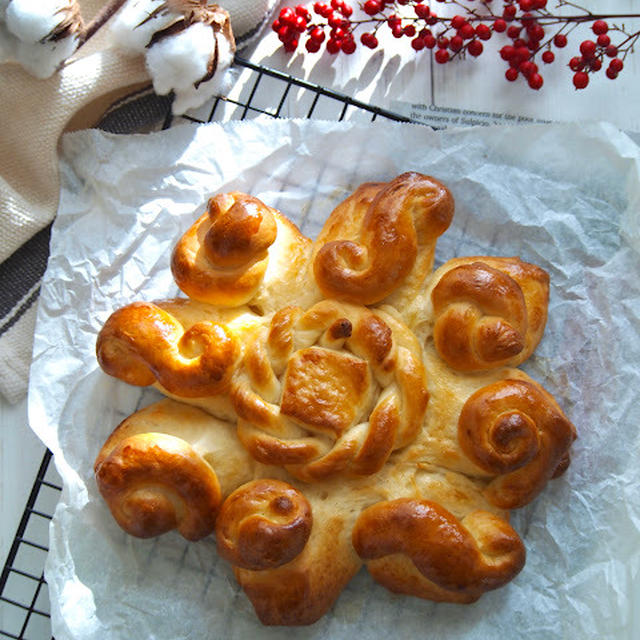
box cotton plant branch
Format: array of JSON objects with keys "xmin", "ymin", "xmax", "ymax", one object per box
[
  {"xmin": 77, "ymin": 0, "xmax": 129, "ymax": 44},
  {"xmin": 0, "ymin": 0, "xmax": 236, "ymax": 114}
]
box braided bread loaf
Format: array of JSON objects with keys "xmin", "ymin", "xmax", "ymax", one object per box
[
  {"xmin": 94, "ymin": 176, "xmax": 576, "ymax": 625},
  {"xmin": 231, "ymin": 300, "xmax": 429, "ymax": 480}
]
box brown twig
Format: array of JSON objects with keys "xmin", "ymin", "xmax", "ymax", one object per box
[{"xmin": 76, "ymin": 0, "xmax": 129, "ymax": 46}]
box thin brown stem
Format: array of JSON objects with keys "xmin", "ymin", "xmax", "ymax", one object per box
[
  {"xmin": 76, "ymin": 0, "xmax": 129, "ymax": 46},
  {"xmin": 461, "ymin": 14, "xmax": 640, "ymax": 24}
]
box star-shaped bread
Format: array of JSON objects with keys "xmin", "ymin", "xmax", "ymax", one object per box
[{"xmin": 93, "ymin": 173, "xmax": 576, "ymax": 625}]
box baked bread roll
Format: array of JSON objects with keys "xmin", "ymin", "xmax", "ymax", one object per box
[
  {"xmin": 313, "ymin": 173, "xmax": 454, "ymax": 323},
  {"xmin": 93, "ymin": 175, "xmax": 577, "ymax": 626},
  {"xmin": 457, "ymin": 375, "xmax": 576, "ymax": 508},
  {"xmin": 172, "ymin": 192, "xmax": 319, "ymax": 313},
  {"xmin": 215, "ymin": 478, "xmax": 313, "ymax": 570},
  {"xmin": 96, "ymin": 301, "xmax": 243, "ymax": 397},
  {"xmin": 94, "ymin": 399, "xmax": 256, "ymax": 540},
  {"xmin": 397, "ymin": 348, "xmax": 576, "ymax": 509},
  {"xmin": 424, "ymin": 256, "xmax": 549, "ymax": 371},
  {"xmin": 352, "ymin": 499, "xmax": 525, "ymax": 604},
  {"xmin": 227, "ymin": 479, "xmax": 365, "ymax": 625},
  {"xmin": 96, "ymin": 298, "xmax": 267, "ymax": 419}
]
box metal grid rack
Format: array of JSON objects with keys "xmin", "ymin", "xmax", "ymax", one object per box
[{"xmin": 0, "ymin": 55, "xmax": 416, "ymax": 640}]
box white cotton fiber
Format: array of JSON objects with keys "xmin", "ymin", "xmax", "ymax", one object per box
[
  {"xmin": 5, "ymin": 0, "xmax": 72, "ymax": 43},
  {"xmin": 215, "ymin": 29, "xmax": 235, "ymax": 70},
  {"xmin": 170, "ymin": 65, "xmax": 232, "ymax": 115},
  {"xmin": 145, "ymin": 21, "xmax": 214, "ymax": 95},
  {"xmin": 165, "ymin": 30, "xmax": 235, "ymax": 115},
  {"xmin": 2, "ymin": 0, "xmax": 79, "ymax": 77},
  {"xmin": 110, "ymin": 0, "xmax": 174, "ymax": 52},
  {"xmin": 14, "ymin": 30, "xmax": 78, "ymax": 77}
]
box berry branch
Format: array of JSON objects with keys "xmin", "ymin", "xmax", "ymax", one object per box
[{"xmin": 271, "ymin": 1, "xmax": 639, "ymax": 90}]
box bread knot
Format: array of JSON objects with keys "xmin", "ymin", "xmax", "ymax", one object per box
[
  {"xmin": 231, "ymin": 300, "xmax": 429, "ymax": 479},
  {"xmin": 458, "ymin": 378, "xmax": 577, "ymax": 508},
  {"xmin": 352, "ymin": 498, "xmax": 525, "ymax": 603},
  {"xmin": 171, "ymin": 192, "xmax": 279, "ymax": 306},
  {"xmin": 313, "ymin": 173, "xmax": 454, "ymax": 306},
  {"xmin": 216, "ymin": 479, "xmax": 312, "ymax": 570},
  {"xmin": 95, "ymin": 431, "xmax": 221, "ymax": 541},
  {"xmin": 429, "ymin": 256, "xmax": 549, "ymax": 371},
  {"xmin": 96, "ymin": 301, "xmax": 240, "ymax": 397}
]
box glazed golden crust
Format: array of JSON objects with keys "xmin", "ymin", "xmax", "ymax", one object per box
[
  {"xmin": 458, "ymin": 377, "xmax": 577, "ymax": 509},
  {"xmin": 313, "ymin": 173, "xmax": 454, "ymax": 308},
  {"xmin": 93, "ymin": 177, "xmax": 577, "ymax": 625},
  {"xmin": 231, "ymin": 485, "xmax": 364, "ymax": 626},
  {"xmin": 96, "ymin": 301, "xmax": 241, "ymax": 397},
  {"xmin": 353, "ymin": 500, "xmax": 525, "ymax": 603},
  {"xmin": 215, "ymin": 479, "xmax": 312, "ymax": 570},
  {"xmin": 94, "ymin": 399, "xmax": 257, "ymax": 495},
  {"xmin": 95, "ymin": 432, "xmax": 221, "ymax": 541},
  {"xmin": 171, "ymin": 192, "xmax": 317, "ymax": 313},
  {"xmin": 231, "ymin": 299, "xmax": 429, "ymax": 480},
  {"xmin": 93, "ymin": 400, "xmax": 258, "ymax": 540},
  {"xmin": 428, "ymin": 256, "xmax": 549, "ymax": 371},
  {"xmin": 171, "ymin": 193, "xmax": 277, "ymax": 306}
]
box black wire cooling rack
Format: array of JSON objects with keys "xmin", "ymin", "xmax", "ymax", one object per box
[{"xmin": 0, "ymin": 55, "xmax": 417, "ymax": 640}]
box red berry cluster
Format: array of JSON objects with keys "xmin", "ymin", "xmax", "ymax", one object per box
[
  {"xmin": 272, "ymin": 2, "xmax": 357, "ymax": 53},
  {"xmin": 271, "ymin": 1, "xmax": 639, "ymax": 92},
  {"xmin": 497, "ymin": 0, "xmax": 555, "ymax": 89},
  {"xmin": 568, "ymin": 20, "xmax": 624, "ymax": 89},
  {"xmin": 272, "ymin": 5, "xmax": 310, "ymax": 52}
]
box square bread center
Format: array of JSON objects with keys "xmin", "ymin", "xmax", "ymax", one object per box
[{"xmin": 280, "ymin": 347, "xmax": 374, "ymax": 437}]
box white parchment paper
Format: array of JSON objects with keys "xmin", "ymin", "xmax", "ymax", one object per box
[{"xmin": 28, "ymin": 118, "xmax": 640, "ymax": 640}]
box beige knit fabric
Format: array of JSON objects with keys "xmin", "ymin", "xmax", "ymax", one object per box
[
  {"xmin": 1, "ymin": 55, "xmax": 149, "ymax": 264},
  {"xmin": 0, "ymin": 0, "xmax": 276, "ymax": 264},
  {"xmin": 0, "ymin": 0, "xmax": 275, "ymax": 403},
  {"xmin": 1, "ymin": 1, "xmax": 144, "ymax": 263}
]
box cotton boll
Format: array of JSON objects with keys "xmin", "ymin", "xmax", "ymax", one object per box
[
  {"xmin": 110, "ymin": 0, "xmax": 172, "ymax": 53},
  {"xmin": 5, "ymin": 0, "xmax": 74, "ymax": 44},
  {"xmin": 215, "ymin": 28, "xmax": 235, "ymax": 71},
  {"xmin": 145, "ymin": 21, "xmax": 214, "ymax": 95},
  {"xmin": 3, "ymin": 0, "xmax": 80, "ymax": 76},
  {"xmin": 169, "ymin": 31, "xmax": 235, "ymax": 115},
  {"xmin": 170, "ymin": 66, "xmax": 230, "ymax": 116},
  {"xmin": 170, "ymin": 68, "xmax": 231, "ymax": 115},
  {"xmin": 14, "ymin": 30, "xmax": 78, "ymax": 77}
]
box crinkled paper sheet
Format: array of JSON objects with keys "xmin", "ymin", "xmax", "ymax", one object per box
[{"xmin": 29, "ymin": 118, "xmax": 640, "ymax": 640}]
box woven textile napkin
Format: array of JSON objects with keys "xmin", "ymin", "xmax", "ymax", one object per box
[{"xmin": 0, "ymin": 0, "xmax": 276, "ymax": 404}]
